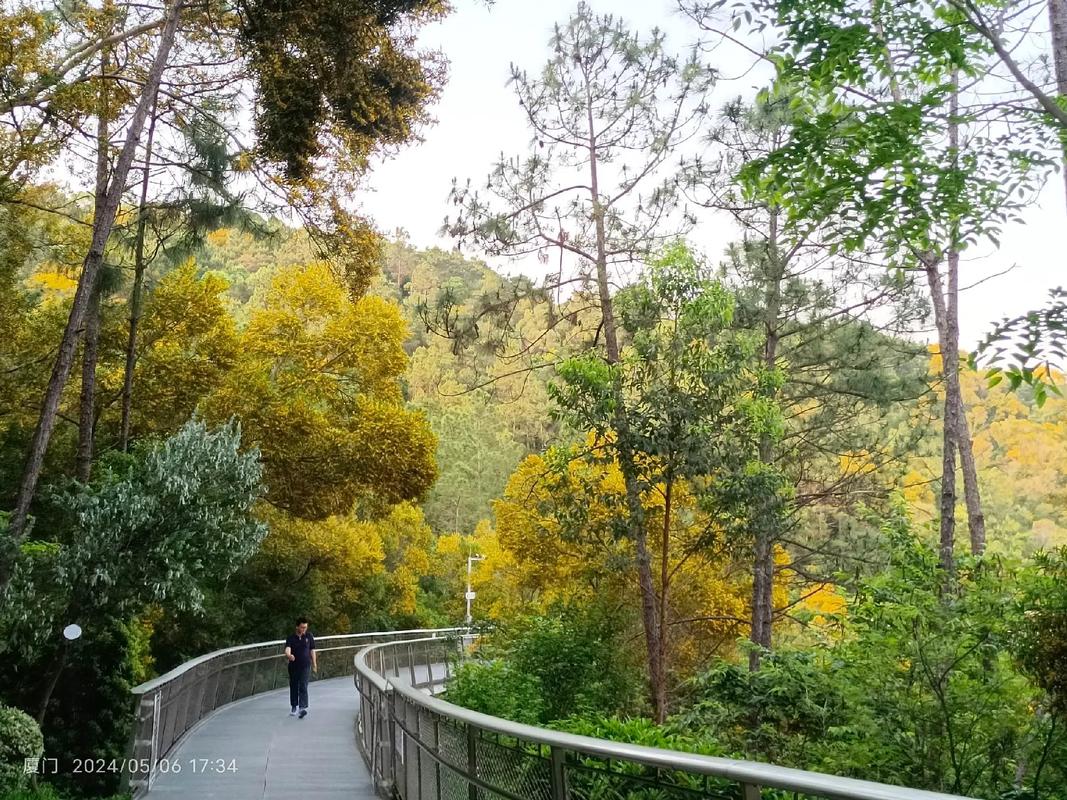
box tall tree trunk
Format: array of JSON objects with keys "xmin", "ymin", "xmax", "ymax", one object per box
[
  {"xmin": 749, "ymin": 208, "xmax": 784, "ymax": 672},
  {"xmin": 36, "ymin": 641, "xmax": 69, "ymax": 727},
  {"xmin": 584, "ymin": 84, "xmax": 666, "ymax": 722},
  {"xmin": 955, "ymin": 401, "xmax": 985, "ymax": 554},
  {"xmin": 945, "ymin": 80, "xmax": 987, "ymax": 555},
  {"xmin": 119, "ymin": 94, "xmax": 160, "ymax": 452},
  {"xmin": 948, "ymin": 251, "xmax": 986, "ymax": 556},
  {"xmin": 749, "ymin": 515, "xmax": 775, "ymax": 670},
  {"xmin": 3, "ymin": 0, "xmax": 186, "ymax": 584},
  {"xmin": 76, "ymin": 289, "xmax": 102, "ymax": 483},
  {"xmin": 925, "ymin": 257, "xmax": 959, "ymax": 573},
  {"xmin": 622, "ymin": 442, "xmax": 666, "ymax": 721},
  {"xmin": 657, "ymin": 475, "xmax": 672, "ymax": 718},
  {"xmin": 939, "ymin": 386, "xmax": 959, "ymax": 574},
  {"xmin": 924, "ymin": 80, "xmax": 985, "ymax": 565},
  {"xmin": 1049, "ymin": 0, "xmax": 1067, "ymax": 207},
  {"xmin": 76, "ymin": 62, "xmax": 114, "ymax": 484}
]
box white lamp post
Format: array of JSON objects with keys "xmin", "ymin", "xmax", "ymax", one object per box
[{"xmin": 465, "ymin": 553, "xmax": 485, "ymax": 626}]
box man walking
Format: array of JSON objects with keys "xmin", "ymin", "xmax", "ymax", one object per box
[{"xmin": 284, "ymin": 616, "xmax": 317, "ymax": 718}]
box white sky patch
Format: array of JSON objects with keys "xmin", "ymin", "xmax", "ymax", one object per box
[{"xmin": 353, "ymin": 0, "xmax": 1067, "ymax": 350}]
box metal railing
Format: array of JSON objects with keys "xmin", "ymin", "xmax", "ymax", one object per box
[
  {"xmin": 126, "ymin": 627, "xmax": 465, "ymax": 796},
  {"xmin": 354, "ymin": 636, "xmax": 974, "ymax": 800}
]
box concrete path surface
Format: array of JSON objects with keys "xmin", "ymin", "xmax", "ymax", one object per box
[{"xmin": 141, "ymin": 676, "xmax": 375, "ymax": 800}]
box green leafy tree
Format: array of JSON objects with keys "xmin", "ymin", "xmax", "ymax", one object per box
[
  {"xmin": 550, "ymin": 243, "xmax": 779, "ymax": 719},
  {"xmin": 3, "ymin": 0, "xmax": 449, "ymax": 583},
  {"xmin": 445, "ymin": 659, "xmax": 545, "ymax": 725},
  {"xmin": 684, "ymin": 98, "xmax": 929, "ymax": 666},
  {"xmin": 419, "ymin": 391, "xmax": 525, "ymax": 534},
  {"xmin": 686, "ymin": 0, "xmax": 1056, "ymax": 567},
  {"xmin": 678, "ymin": 513, "xmax": 1067, "ymax": 797},
  {"xmin": 0, "ymin": 419, "xmax": 263, "ymax": 792}
]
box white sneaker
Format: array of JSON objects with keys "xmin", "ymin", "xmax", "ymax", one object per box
[{"xmin": 289, "ymin": 708, "xmax": 297, "ymax": 716}]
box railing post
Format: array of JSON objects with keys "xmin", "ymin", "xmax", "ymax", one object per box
[
  {"xmin": 147, "ymin": 692, "xmax": 160, "ymax": 789},
  {"xmin": 466, "ymin": 724, "xmax": 478, "ymax": 800},
  {"xmin": 433, "ymin": 718, "xmax": 443, "ymax": 800},
  {"xmin": 743, "ymin": 783, "xmax": 761, "ymax": 800},
  {"xmin": 386, "ymin": 687, "xmax": 399, "ymax": 794},
  {"xmin": 549, "ymin": 746, "xmax": 568, "ymax": 800}
]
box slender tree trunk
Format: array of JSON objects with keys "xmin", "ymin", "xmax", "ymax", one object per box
[
  {"xmin": 1050, "ymin": 0, "xmax": 1067, "ymax": 96},
  {"xmin": 939, "ymin": 389, "xmax": 959, "ymax": 574},
  {"xmin": 948, "ymin": 254, "xmax": 986, "ymax": 556},
  {"xmin": 656, "ymin": 476, "xmax": 672, "ymax": 718},
  {"xmin": 582, "ymin": 83, "xmax": 666, "ymax": 722},
  {"xmin": 749, "ymin": 514, "xmax": 775, "ymax": 669},
  {"xmin": 76, "ymin": 67, "xmax": 114, "ymax": 484},
  {"xmin": 119, "ymin": 94, "xmax": 160, "ymax": 452},
  {"xmin": 923, "ymin": 80, "xmax": 985, "ymax": 565},
  {"xmin": 946, "ymin": 80, "xmax": 986, "ymax": 555},
  {"xmin": 1049, "ymin": 0, "xmax": 1067, "ymax": 207},
  {"xmin": 36, "ymin": 642, "xmax": 68, "ymax": 727},
  {"xmin": 955, "ymin": 408, "xmax": 985, "ymax": 554},
  {"xmin": 76, "ymin": 289, "xmax": 102, "ymax": 483},
  {"xmin": 749, "ymin": 208, "xmax": 784, "ymax": 672},
  {"xmin": 3, "ymin": 0, "xmax": 186, "ymax": 583},
  {"xmin": 626, "ymin": 452, "xmax": 666, "ymax": 721},
  {"xmin": 925, "ymin": 258, "xmax": 959, "ymax": 573}
]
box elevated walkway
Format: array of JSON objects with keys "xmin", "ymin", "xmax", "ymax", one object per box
[
  {"xmin": 127, "ymin": 629, "xmax": 975, "ymax": 800},
  {"xmin": 141, "ymin": 677, "xmax": 374, "ymax": 799}
]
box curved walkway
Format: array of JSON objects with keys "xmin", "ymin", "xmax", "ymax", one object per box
[{"xmin": 141, "ymin": 677, "xmax": 374, "ymax": 800}]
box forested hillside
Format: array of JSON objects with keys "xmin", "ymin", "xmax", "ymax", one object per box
[{"xmin": 2, "ymin": 1, "xmax": 1067, "ymax": 799}]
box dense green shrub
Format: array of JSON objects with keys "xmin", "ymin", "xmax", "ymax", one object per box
[
  {"xmin": 1020, "ymin": 547, "xmax": 1067, "ymax": 718},
  {"xmin": 0, "ymin": 704, "xmax": 44, "ymax": 791},
  {"xmin": 505, "ymin": 606, "xmax": 642, "ymax": 722},
  {"xmin": 554, "ymin": 715, "xmax": 720, "ymax": 755},
  {"xmin": 553, "ymin": 716, "xmax": 725, "ymax": 799},
  {"xmin": 0, "ymin": 421, "xmax": 264, "ymax": 797},
  {"xmin": 675, "ymin": 649, "xmax": 847, "ymax": 767},
  {"xmin": 445, "ymin": 605, "xmax": 641, "ymax": 725},
  {"xmin": 445, "ymin": 659, "xmax": 544, "ymax": 725},
  {"xmin": 677, "ymin": 525, "xmax": 1067, "ymax": 798}
]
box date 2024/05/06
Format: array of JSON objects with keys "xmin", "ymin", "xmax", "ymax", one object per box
[{"xmin": 28, "ymin": 757, "xmax": 239, "ymax": 776}]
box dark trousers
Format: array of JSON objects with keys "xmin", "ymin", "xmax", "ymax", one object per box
[{"xmin": 288, "ymin": 662, "xmax": 310, "ymax": 709}]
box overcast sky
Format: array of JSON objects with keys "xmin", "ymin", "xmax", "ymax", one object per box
[{"xmin": 353, "ymin": 0, "xmax": 1065, "ymax": 349}]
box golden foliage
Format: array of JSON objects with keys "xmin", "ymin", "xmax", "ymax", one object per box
[
  {"xmin": 129, "ymin": 263, "xmax": 239, "ymax": 436},
  {"xmin": 492, "ymin": 450, "xmax": 755, "ymax": 668},
  {"xmin": 203, "ymin": 262, "xmax": 437, "ymax": 519}
]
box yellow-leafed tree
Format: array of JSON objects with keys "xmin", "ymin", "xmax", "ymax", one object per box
[
  {"xmin": 493, "ymin": 449, "xmax": 757, "ymax": 680},
  {"xmin": 203, "ymin": 262, "xmax": 437, "ymax": 519}
]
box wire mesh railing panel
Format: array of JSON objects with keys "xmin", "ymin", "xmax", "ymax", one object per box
[{"xmin": 472, "ymin": 734, "xmax": 554, "ymax": 800}]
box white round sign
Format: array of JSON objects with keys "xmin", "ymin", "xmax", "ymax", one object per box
[{"xmin": 63, "ymin": 624, "xmax": 82, "ymax": 641}]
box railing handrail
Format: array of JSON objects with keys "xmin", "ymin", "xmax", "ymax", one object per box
[
  {"xmin": 355, "ymin": 637, "xmax": 974, "ymax": 800},
  {"xmin": 134, "ymin": 627, "xmax": 466, "ymax": 694}
]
